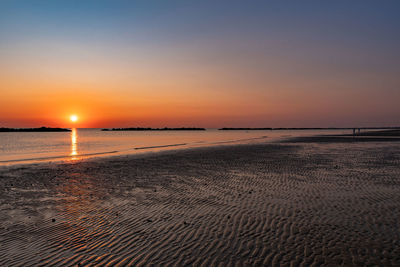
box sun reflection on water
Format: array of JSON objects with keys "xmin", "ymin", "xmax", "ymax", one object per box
[{"xmin": 71, "ymin": 128, "xmax": 78, "ymax": 158}]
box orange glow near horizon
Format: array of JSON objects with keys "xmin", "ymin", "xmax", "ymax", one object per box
[
  {"xmin": 0, "ymin": 41, "xmax": 398, "ymax": 128},
  {"xmin": 1, "ymin": 2, "xmax": 400, "ymax": 128}
]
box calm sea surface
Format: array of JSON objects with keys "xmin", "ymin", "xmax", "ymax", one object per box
[{"xmin": 0, "ymin": 129, "xmax": 349, "ymax": 165}]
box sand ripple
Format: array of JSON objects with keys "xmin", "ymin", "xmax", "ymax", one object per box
[{"xmin": 1, "ymin": 142, "xmax": 400, "ymax": 266}]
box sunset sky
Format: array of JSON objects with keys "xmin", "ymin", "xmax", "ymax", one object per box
[{"xmin": 1, "ymin": 1, "xmax": 399, "ymax": 128}]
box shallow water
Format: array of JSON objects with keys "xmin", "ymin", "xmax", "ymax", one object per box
[{"xmin": 0, "ymin": 128, "xmax": 350, "ymax": 164}]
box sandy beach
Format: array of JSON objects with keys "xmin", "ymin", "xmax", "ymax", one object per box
[{"xmin": 1, "ymin": 139, "xmax": 400, "ymax": 266}]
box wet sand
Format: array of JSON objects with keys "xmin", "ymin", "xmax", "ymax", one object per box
[{"xmin": 1, "ymin": 140, "xmax": 400, "ymax": 266}]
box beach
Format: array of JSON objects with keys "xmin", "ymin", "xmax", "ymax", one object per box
[{"xmin": 1, "ymin": 139, "xmax": 400, "ymax": 266}]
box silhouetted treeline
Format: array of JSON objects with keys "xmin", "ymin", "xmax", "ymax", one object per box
[
  {"xmin": 219, "ymin": 127, "xmax": 400, "ymax": 131},
  {"xmin": 0, "ymin": 127, "xmax": 71, "ymax": 132},
  {"xmin": 219, "ymin": 128, "xmax": 272, "ymax": 130},
  {"xmin": 102, "ymin": 127, "xmax": 206, "ymax": 131}
]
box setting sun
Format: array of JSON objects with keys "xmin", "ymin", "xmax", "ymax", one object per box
[{"xmin": 70, "ymin": 115, "xmax": 78, "ymax": 122}]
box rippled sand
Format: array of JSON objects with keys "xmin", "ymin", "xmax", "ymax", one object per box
[{"xmin": 1, "ymin": 141, "xmax": 400, "ymax": 266}]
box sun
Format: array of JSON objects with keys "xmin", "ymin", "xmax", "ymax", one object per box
[{"xmin": 70, "ymin": 115, "xmax": 78, "ymax": 122}]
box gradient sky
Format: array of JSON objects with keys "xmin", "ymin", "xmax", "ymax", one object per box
[{"xmin": 1, "ymin": 0, "xmax": 399, "ymax": 128}]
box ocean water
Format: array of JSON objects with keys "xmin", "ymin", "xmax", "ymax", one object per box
[{"xmin": 0, "ymin": 128, "xmax": 349, "ymax": 165}]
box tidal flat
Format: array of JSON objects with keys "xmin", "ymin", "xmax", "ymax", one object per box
[{"xmin": 1, "ymin": 140, "xmax": 399, "ymax": 266}]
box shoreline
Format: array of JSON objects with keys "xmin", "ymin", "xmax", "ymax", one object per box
[
  {"xmin": 0, "ymin": 135, "xmax": 271, "ymax": 167},
  {"xmin": 0, "ymin": 140, "xmax": 271, "ymax": 171},
  {"xmin": 2, "ymin": 129, "xmax": 398, "ymax": 167}
]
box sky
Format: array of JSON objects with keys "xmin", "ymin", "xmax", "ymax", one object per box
[{"xmin": 1, "ymin": 0, "xmax": 399, "ymax": 128}]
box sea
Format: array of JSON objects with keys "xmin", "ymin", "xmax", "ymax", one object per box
[{"xmin": 0, "ymin": 128, "xmax": 350, "ymax": 165}]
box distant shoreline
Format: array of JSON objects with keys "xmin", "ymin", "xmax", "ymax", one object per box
[
  {"xmin": 219, "ymin": 127, "xmax": 400, "ymax": 131},
  {"xmin": 102, "ymin": 127, "xmax": 206, "ymax": 131},
  {"xmin": 0, "ymin": 127, "xmax": 71, "ymax": 132}
]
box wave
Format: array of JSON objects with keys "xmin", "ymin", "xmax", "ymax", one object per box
[
  {"xmin": 0, "ymin": 150, "xmax": 119, "ymax": 164},
  {"xmin": 134, "ymin": 143, "xmax": 187, "ymax": 150}
]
